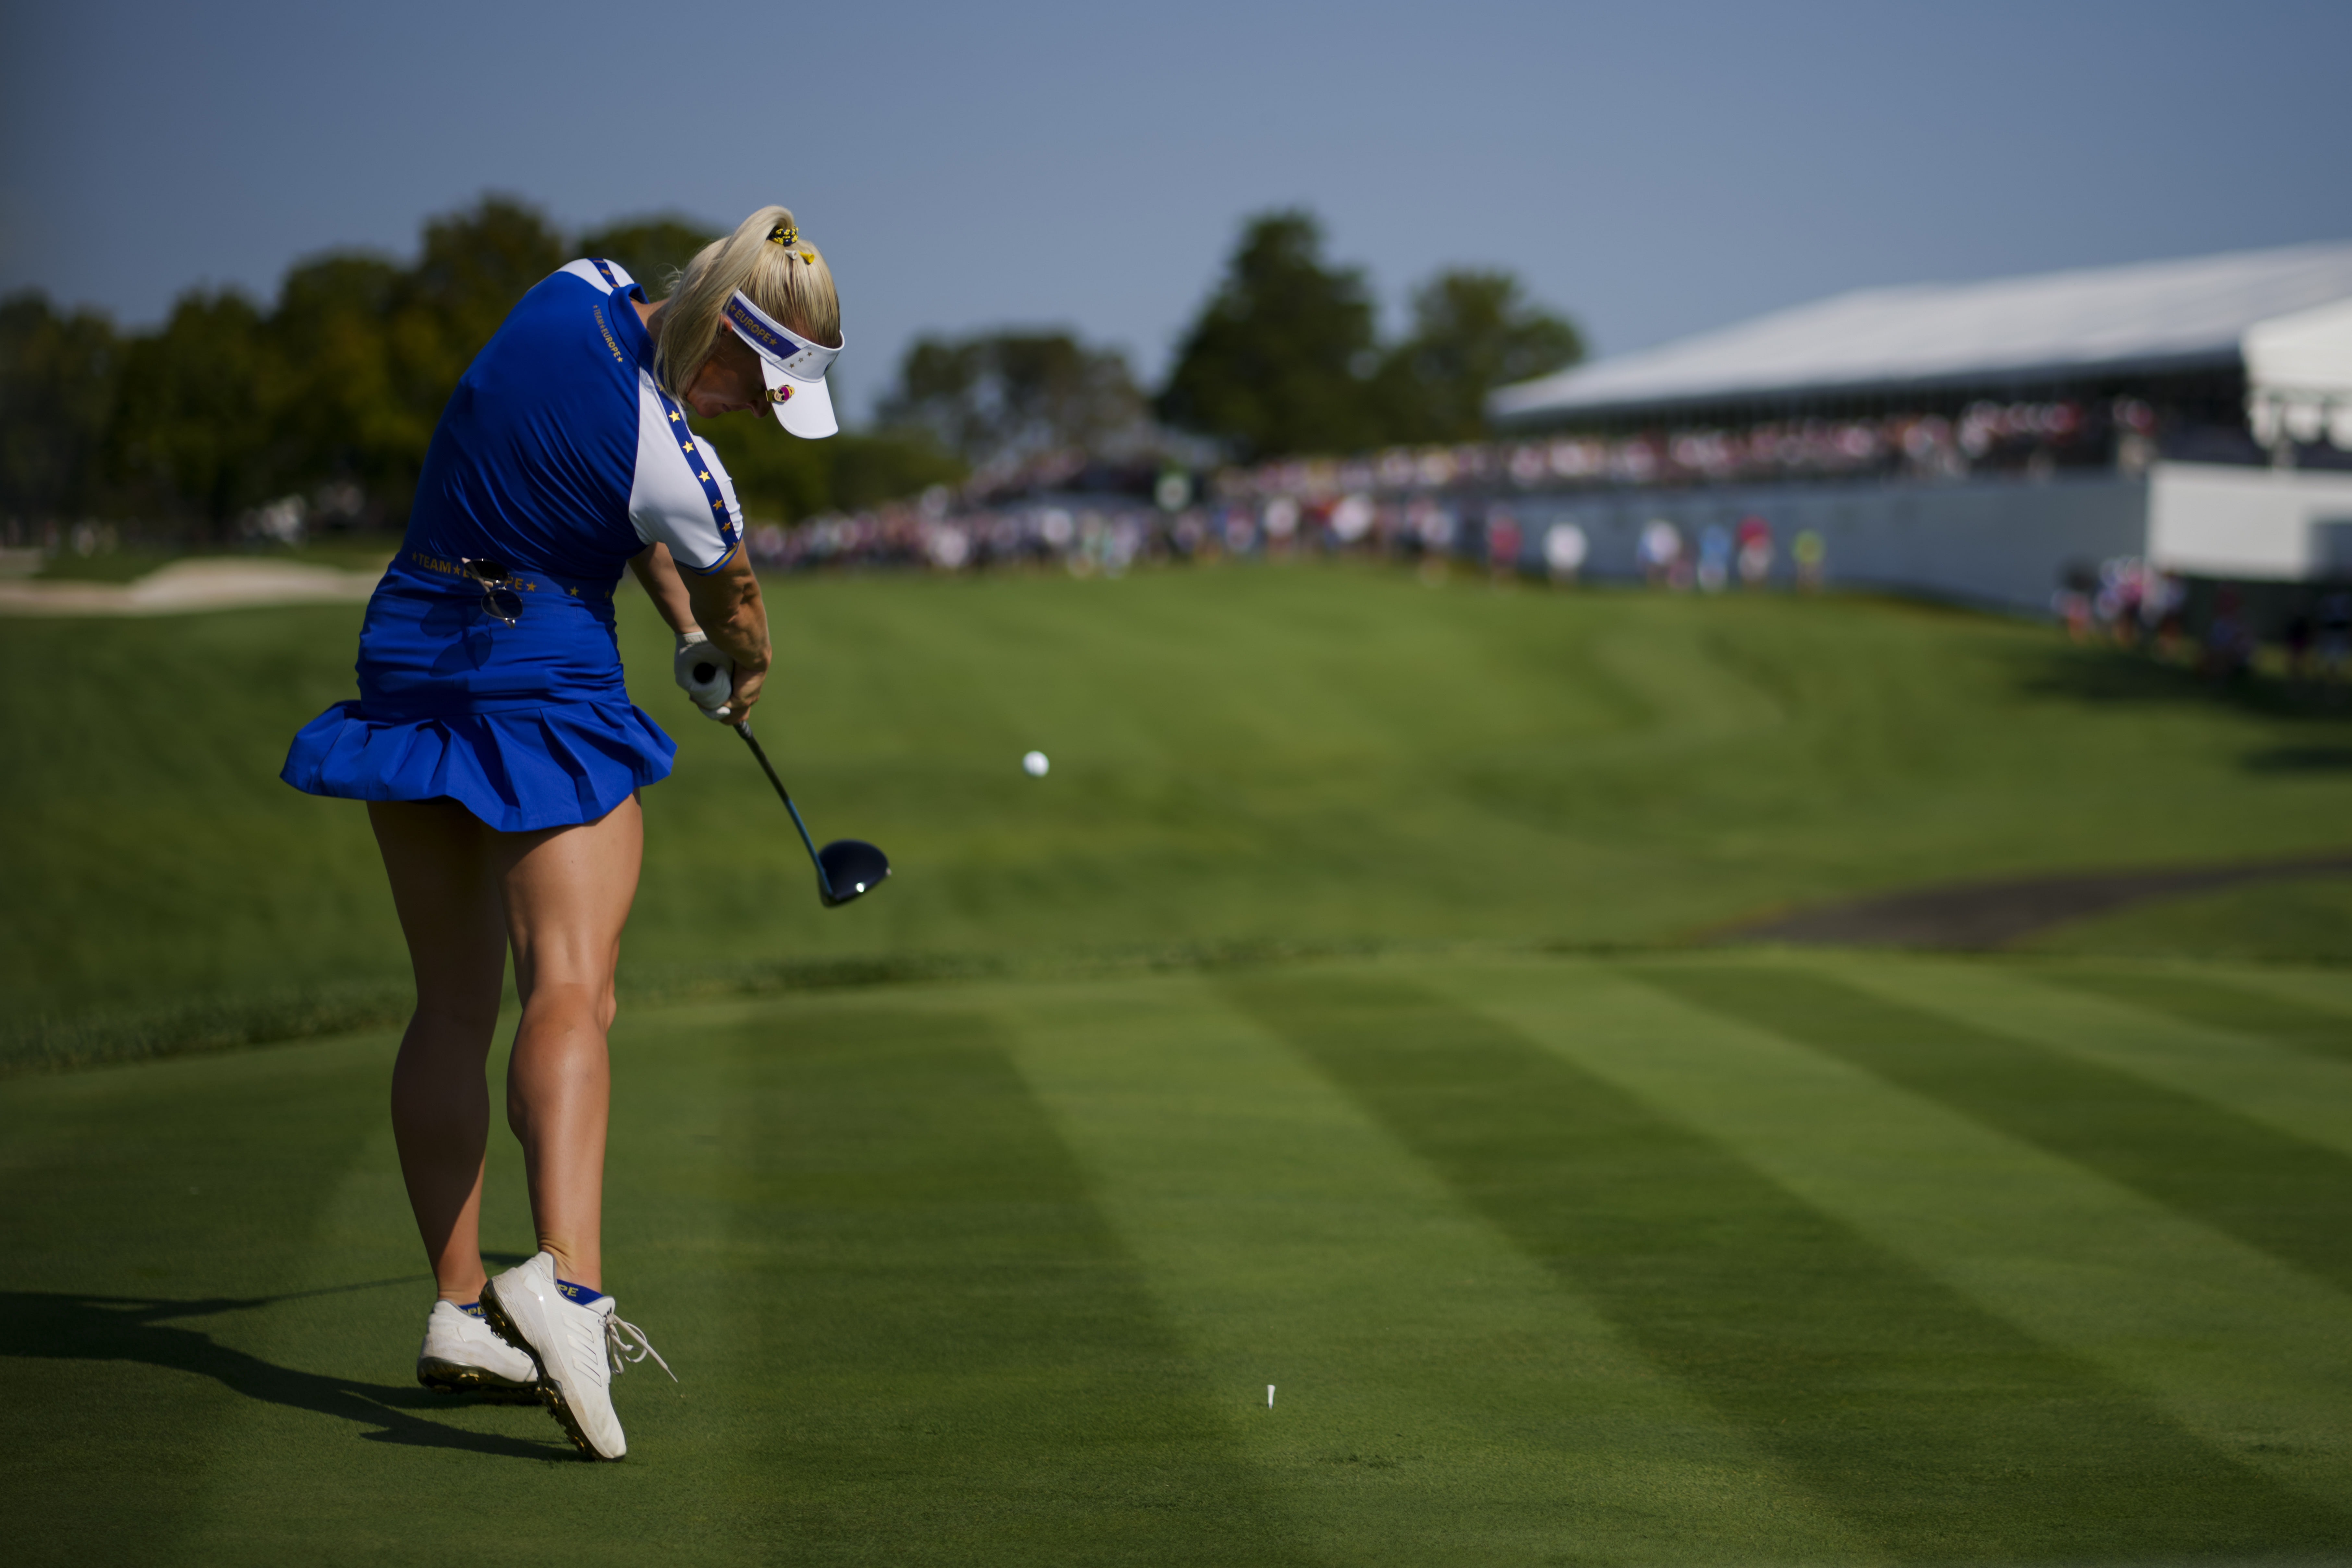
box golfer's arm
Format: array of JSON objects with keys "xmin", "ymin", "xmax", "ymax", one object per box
[
  {"xmin": 627, "ymin": 544, "xmax": 699, "ymax": 635},
  {"xmin": 683, "ymin": 548, "xmax": 771, "ymax": 678}
]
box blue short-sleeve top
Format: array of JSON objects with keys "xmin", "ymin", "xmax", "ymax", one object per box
[{"xmin": 407, "ymin": 258, "xmax": 746, "ymax": 580}]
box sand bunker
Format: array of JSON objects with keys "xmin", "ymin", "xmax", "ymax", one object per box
[{"xmin": 0, "ymin": 558, "xmax": 382, "ymax": 616}]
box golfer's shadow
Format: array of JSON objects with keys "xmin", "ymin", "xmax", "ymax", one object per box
[{"xmin": 0, "ymin": 1282, "xmax": 570, "ymax": 1461}]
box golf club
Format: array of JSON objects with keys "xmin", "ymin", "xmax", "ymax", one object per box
[{"xmin": 732, "ymin": 720, "xmax": 889, "ymax": 907}]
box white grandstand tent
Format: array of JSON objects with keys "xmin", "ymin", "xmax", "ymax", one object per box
[
  {"xmin": 2245, "ymin": 297, "xmax": 2352, "ymax": 450},
  {"xmin": 1483, "ymin": 242, "xmax": 2352, "ymax": 612},
  {"xmin": 1492, "ymin": 241, "xmax": 2352, "ymax": 424}
]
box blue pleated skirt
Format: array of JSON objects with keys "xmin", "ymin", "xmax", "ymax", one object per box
[{"xmin": 282, "ymin": 554, "xmax": 676, "ymax": 833}]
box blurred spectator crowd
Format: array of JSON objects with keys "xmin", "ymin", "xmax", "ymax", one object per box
[
  {"xmin": 744, "ymin": 398, "xmax": 2145, "ymax": 580},
  {"xmin": 1218, "ymin": 397, "xmax": 2141, "ymax": 502},
  {"xmin": 2053, "ymin": 556, "xmax": 2352, "ymax": 687},
  {"xmin": 746, "ymin": 477, "xmax": 1838, "ymax": 597}
]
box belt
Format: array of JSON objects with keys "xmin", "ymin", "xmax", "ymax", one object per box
[{"xmin": 388, "ymin": 549, "xmax": 616, "ymax": 603}]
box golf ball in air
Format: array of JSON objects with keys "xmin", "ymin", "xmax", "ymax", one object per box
[{"xmin": 1022, "ymin": 750, "xmax": 1050, "ymax": 778}]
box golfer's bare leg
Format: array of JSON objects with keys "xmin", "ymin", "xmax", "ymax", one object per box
[
  {"xmin": 496, "ymin": 793, "xmax": 642, "ymax": 1292},
  {"xmin": 370, "ymin": 799, "xmax": 507, "ymax": 1306}
]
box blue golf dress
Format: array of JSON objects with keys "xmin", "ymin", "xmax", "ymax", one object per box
[{"xmin": 282, "ymin": 259, "xmax": 746, "ymax": 832}]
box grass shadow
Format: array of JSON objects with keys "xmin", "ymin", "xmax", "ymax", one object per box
[
  {"xmin": 2244, "ymin": 744, "xmax": 2352, "ymax": 772},
  {"xmin": 2013, "ymin": 641, "xmax": 2352, "ymax": 730},
  {"xmin": 0, "ymin": 1285, "xmax": 572, "ymax": 1462},
  {"xmin": 1718, "ymin": 854, "xmax": 2352, "ymax": 949}
]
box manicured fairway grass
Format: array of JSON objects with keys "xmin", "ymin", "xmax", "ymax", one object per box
[
  {"xmin": 2030, "ymin": 874, "xmax": 2352, "ymax": 965},
  {"xmin": 8, "ymin": 565, "xmax": 2352, "ymax": 1561},
  {"xmin": 7, "ymin": 563, "xmax": 2352, "ymax": 1065},
  {"xmin": 8, "ymin": 949, "xmax": 2350, "ymax": 1565}
]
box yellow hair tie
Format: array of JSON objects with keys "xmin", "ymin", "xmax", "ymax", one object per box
[{"xmin": 767, "ymin": 222, "xmax": 798, "ymax": 247}]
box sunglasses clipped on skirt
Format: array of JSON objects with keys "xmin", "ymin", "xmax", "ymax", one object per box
[{"xmin": 461, "ymin": 557, "xmax": 525, "ymax": 627}]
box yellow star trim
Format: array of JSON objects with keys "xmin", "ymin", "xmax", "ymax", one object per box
[{"xmin": 669, "ymin": 410, "xmax": 682, "ymax": 422}]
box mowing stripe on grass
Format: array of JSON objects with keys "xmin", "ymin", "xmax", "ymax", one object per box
[
  {"xmin": 2039, "ymin": 967, "xmax": 2352, "ymax": 1064},
  {"xmin": 2036, "ymin": 967, "xmax": 2352, "ymax": 1063},
  {"xmin": 1653, "ymin": 963, "xmax": 2352, "ymax": 1296},
  {"xmin": 2023, "ymin": 964, "xmax": 2352, "ymax": 1063},
  {"xmin": 0, "ymin": 1032, "xmax": 408, "ymax": 1564},
  {"xmin": 1442, "ymin": 956, "xmax": 2352, "ymax": 1516},
  {"xmin": 710, "ymin": 1001, "xmax": 1310, "ymax": 1566},
  {"xmin": 990, "ymin": 972, "xmax": 1878, "ymax": 1568},
  {"xmin": 1838, "ymin": 956, "xmax": 2352, "ymax": 1164},
  {"xmin": 2244, "ymin": 965, "xmax": 2352, "ymax": 1020},
  {"xmin": 1227, "ymin": 968, "xmax": 2343, "ymax": 1563}
]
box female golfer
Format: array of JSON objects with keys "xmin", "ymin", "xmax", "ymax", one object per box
[{"xmin": 282, "ymin": 206, "xmax": 843, "ymax": 1460}]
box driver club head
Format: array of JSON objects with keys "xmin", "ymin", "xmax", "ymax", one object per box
[{"xmin": 816, "ymin": 839, "xmax": 891, "ymax": 907}]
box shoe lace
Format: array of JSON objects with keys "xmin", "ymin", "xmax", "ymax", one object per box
[{"xmin": 604, "ymin": 1312, "xmax": 676, "ymax": 1383}]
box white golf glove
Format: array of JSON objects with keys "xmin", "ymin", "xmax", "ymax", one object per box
[{"xmin": 673, "ymin": 629, "xmax": 735, "ymax": 722}]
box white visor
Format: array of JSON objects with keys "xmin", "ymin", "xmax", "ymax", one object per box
[{"xmin": 721, "ymin": 290, "xmax": 841, "ymax": 439}]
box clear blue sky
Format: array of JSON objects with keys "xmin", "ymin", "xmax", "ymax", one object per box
[{"xmin": 5, "ymin": 0, "xmax": 2345, "ymax": 418}]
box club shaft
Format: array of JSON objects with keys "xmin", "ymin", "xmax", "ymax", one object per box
[{"xmin": 735, "ymin": 722, "xmax": 836, "ymax": 901}]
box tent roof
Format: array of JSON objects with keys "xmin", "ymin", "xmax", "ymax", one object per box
[
  {"xmin": 2245, "ymin": 296, "xmax": 2352, "ymax": 398},
  {"xmin": 1492, "ymin": 240, "xmax": 2352, "ymax": 425}
]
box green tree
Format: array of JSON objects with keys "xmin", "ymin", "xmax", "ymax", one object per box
[
  {"xmin": 107, "ymin": 289, "xmax": 276, "ymax": 536},
  {"xmin": 715, "ymin": 419, "xmax": 965, "ymax": 525},
  {"xmin": 388, "ymin": 194, "xmax": 569, "ymax": 426},
  {"xmin": 576, "ymin": 215, "xmax": 719, "ymax": 296},
  {"xmin": 0, "ymin": 293, "xmax": 122, "ymax": 522},
  {"xmin": 16, "ymin": 194, "xmax": 973, "ymax": 541},
  {"xmin": 1156, "ymin": 210, "xmax": 1383, "ymax": 460},
  {"xmin": 268, "ymin": 253, "xmax": 417, "ymax": 511},
  {"xmin": 827, "ymin": 433, "xmax": 967, "ymax": 512},
  {"xmin": 1377, "ymin": 269, "xmax": 1583, "ymax": 442},
  {"xmin": 879, "ymin": 330, "xmax": 1143, "ymax": 467}
]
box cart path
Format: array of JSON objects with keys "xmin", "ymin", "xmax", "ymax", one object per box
[{"xmin": 1721, "ymin": 851, "xmax": 2352, "ymax": 949}]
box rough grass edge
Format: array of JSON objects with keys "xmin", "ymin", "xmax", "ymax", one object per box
[
  {"xmin": 1, "ymin": 982, "xmax": 420, "ymax": 1077},
  {"xmin": 20, "ymin": 931, "xmax": 2343, "ymax": 1079},
  {"xmin": 0, "ymin": 936, "xmax": 1433, "ymax": 1078}
]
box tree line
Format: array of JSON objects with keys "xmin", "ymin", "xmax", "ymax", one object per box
[
  {"xmin": 883, "ymin": 209, "xmax": 1582, "ymax": 472},
  {"xmin": 1, "ymin": 200, "xmax": 1579, "ymax": 540},
  {"xmin": 0, "ymin": 198, "xmax": 959, "ymax": 542}
]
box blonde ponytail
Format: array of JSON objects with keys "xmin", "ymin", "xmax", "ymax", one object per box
[{"xmin": 652, "ymin": 204, "xmax": 841, "ymax": 397}]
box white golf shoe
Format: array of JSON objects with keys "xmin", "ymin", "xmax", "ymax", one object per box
[
  {"xmin": 416, "ymin": 1299, "xmax": 540, "ymax": 1401},
  {"xmin": 479, "ymin": 1251, "xmax": 673, "ymax": 1460}
]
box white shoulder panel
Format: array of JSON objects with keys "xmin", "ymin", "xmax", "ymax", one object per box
[
  {"xmin": 558, "ymin": 258, "xmax": 638, "ymax": 295},
  {"xmin": 627, "ymin": 371, "xmax": 742, "ymax": 574}
]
